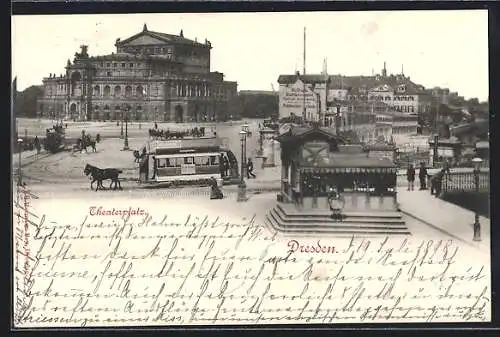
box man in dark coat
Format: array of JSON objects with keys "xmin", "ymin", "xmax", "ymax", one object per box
[
  {"xmin": 419, "ymin": 162, "xmax": 428, "ymax": 190},
  {"xmin": 34, "ymin": 136, "xmax": 40, "ymax": 154},
  {"xmin": 430, "ymin": 168, "xmax": 450, "ymax": 197},
  {"xmin": 247, "ymin": 158, "xmax": 256, "ymax": 178},
  {"xmin": 151, "ymin": 156, "xmax": 157, "ymax": 179},
  {"xmin": 210, "ymin": 177, "xmax": 223, "ymax": 199},
  {"xmin": 406, "ymin": 164, "xmax": 415, "ymax": 191}
]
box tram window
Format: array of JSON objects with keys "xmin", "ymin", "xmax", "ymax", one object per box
[
  {"xmin": 184, "ymin": 157, "xmax": 194, "ymax": 164},
  {"xmin": 157, "ymin": 158, "xmax": 167, "ymax": 168},
  {"xmin": 166, "ymin": 159, "xmax": 176, "ymax": 167},
  {"xmin": 194, "ymin": 156, "xmax": 208, "ymax": 165},
  {"xmin": 210, "ymin": 155, "xmax": 220, "ymax": 165},
  {"xmin": 174, "ymin": 157, "xmax": 183, "ymax": 167}
]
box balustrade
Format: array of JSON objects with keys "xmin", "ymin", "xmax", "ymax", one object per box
[{"xmin": 441, "ymin": 171, "xmax": 489, "ymax": 194}]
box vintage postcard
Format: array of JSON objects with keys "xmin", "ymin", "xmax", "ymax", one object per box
[{"xmin": 11, "ymin": 10, "xmax": 490, "ymax": 328}]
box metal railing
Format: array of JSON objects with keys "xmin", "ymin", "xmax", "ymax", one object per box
[{"xmin": 442, "ymin": 171, "xmax": 490, "ymax": 194}]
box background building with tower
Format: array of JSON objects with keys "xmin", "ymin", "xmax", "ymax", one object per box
[{"xmin": 277, "ymin": 62, "xmax": 434, "ymax": 144}]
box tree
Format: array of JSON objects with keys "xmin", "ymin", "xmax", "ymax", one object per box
[
  {"xmin": 467, "ymin": 98, "xmax": 479, "ymax": 106},
  {"xmin": 238, "ymin": 92, "xmax": 278, "ymax": 118},
  {"xmin": 15, "ymin": 85, "xmax": 44, "ymax": 118}
]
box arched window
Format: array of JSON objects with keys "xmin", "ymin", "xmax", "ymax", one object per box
[
  {"xmin": 103, "ymin": 86, "xmax": 111, "ymax": 97},
  {"xmin": 125, "ymin": 86, "xmax": 133, "ymax": 97},
  {"xmin": 114, "ymin": 86, "xmax": 121, "ymax": 96},
  {"xmin": 93, "ymin": 85, "xmax": 100, "ymax": 96},
  {"xmin": 136, "ymin": 85, "xmax": 144, "ymax": 97}
]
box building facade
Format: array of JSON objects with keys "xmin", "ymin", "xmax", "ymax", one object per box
[
  {"xmin": 38, "ymin": 25, "xmax": 238, "ymax": 122},
  {"xmin": 277, "ymin": 63, "xmax": 437, "ymax": 144}
]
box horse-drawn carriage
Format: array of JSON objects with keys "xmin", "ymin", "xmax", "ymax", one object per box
[{"xmin": 43, "ymin": 125, "xmax": 66, "ymax": 153}]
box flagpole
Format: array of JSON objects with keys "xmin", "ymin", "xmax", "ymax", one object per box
[{"xmin": 303, "ymin": 27, "xmax": 306, "ymax": 123}]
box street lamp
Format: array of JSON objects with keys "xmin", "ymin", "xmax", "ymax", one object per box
[
  {"xmin": 242, "ymin": 122, "xmax": 249, "ymax": 171},
  {"xmin": 472, "ymin": 157, "xmax": 483, "ymax": 241},
  {"xmin": 17, "ymin": 138, "xmax": 23, "ymax": 186},
  {"xmin": 237, "ymin": 130, "xmax": 247, "ymax": 202},
  {"xmin": 120, "ymin": 107, "xmax": 124, "ymax": 138},
  {"xmin": 123, "ymin": 110, "xmax": 129, "ymax": 151}
]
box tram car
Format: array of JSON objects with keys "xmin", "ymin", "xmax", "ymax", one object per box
[
  {"xmin": 43, "ymin": 125, "xmax": 66, "ymax": 153},
  {"xmin": 138, "ymin": 137, "xmax": 240, "ymax": 186}
]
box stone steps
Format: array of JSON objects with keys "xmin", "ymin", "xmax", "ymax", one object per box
[
  {"xmin": 272, "ymin": 206, "xmax": 406, "ymax": 225},
  {"xmin": 275, "ymin": 204, "xmax": 403, "ymax": 221},
  {"xmin": 265, "ymin": 203, "xmax": 411, "ymax": 236}
]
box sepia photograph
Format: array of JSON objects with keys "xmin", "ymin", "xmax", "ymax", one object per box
[{"xmin": 11, "ymin": 10, "xmax": 490, "ymax": 327}]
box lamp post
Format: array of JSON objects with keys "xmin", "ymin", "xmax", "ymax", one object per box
[
  {"xmin": 242, "ymin": 122, "xmax": 249, "ymax": 171},
  {"xmin": 123, "ymin": 110, "xmax": 129, "ymax": 151},
  {"xmin": 270, "ymin": 136, "xmax": 276, "ymax": 167},
  {"xmin": 17, "ymin": 138, "xmax": 23, "ymax": 186},
  {"xmin": 237, "ymin": 130, "xmax": 247, "ymax": 202},
  {"xmin": 120, "ymin": 107, "xmax": 124, "ymax": 138},
  {"xmin": 472, "ymin": 157, "xmax": 483, "ymax": 241}
]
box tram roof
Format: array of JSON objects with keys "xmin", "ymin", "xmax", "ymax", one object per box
[
  {"xmin": 150, "ymin": 137, "xmax": 221, "ymax": 149},
  {"xmin": 148, "ymin": 137, "xmax": 224, "ymax": 154},
  {"xmin": 301, "ymin": 156, "xmax": 396, "ymax": 168}
]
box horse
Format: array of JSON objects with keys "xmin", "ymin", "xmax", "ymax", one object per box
[
  {"xmin": 83, "ymin": 164, "xmax": 123, "ymax": 191},
  {"xmin": 78, "ymin": 137, "xmax": 97, "ymax": 153}
]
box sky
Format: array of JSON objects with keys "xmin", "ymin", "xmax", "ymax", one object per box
[{"xmin": 12, "ymin": 10, "xmax": 488, "ymax": 101}]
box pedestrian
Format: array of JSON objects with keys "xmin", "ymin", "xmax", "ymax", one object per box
[
  {"xmin": 151, "ymin": 156, "xmax": 157, "ymax": 179},
  {"xmin": 406, "ymin": 164, "xmax": 415, "ymax": 191},
  {"xmin": 247, "ymin": 158, "xmax": 256, "ymax": 178},
  {"xmin": 419, "ymin": 162, "xmax": 428, "ymax": 190},
  {"xmin": 210, "ymin": 177, "xmax": 224, "ymax": 200},
  {"xmin": 430, "ymin": 169, "xmax": 444, "ymax": 197},
  {"xmin": 34, "ymin": 136, "xmax": 40, "ymax": 154},
  {"xmin": 154, "ymin": 122, "xmax": 158, "ymax": 130},
  {"xmin": 443, "ymin": 160, "xmax": 451, "ymax": 174}
]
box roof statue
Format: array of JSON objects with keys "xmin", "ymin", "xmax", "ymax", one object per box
[
  {"xmin": 143, "ymin": 23, "xmax": 148, "ymax": 32},
  {"xmin": 180, "ymin": 29, "xmax": 184, "ymax": 37}
]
